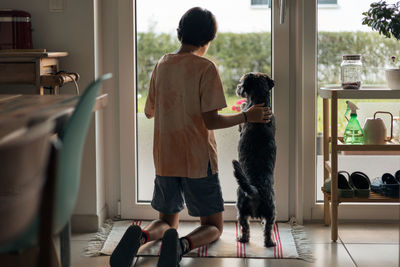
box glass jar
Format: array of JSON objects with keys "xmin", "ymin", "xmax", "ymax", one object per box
[{"xmin": 341, "ymin": 54, "xmax": 362, "ymax": 89}]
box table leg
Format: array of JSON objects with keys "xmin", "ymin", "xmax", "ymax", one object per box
[
  {"xmin": 323, "ymin": 98, "xmax": 330, "ymax": 226},
  {"xmin": 53, "ymin": 85, "xmax": 60, "ymax": 95},
  {"xmin": 330, "ymin": 93, "xmax": 338, "ymax": 242}
]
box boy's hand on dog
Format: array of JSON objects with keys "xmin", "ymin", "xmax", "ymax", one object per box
[{"xmin": 246, "ymin": 103, "xmax": 272, "ymax": 123}]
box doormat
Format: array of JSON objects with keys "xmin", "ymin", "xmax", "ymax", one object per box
[{"xmin": 85, "ymin": 219, "xmax": 313, "ymax": 261}]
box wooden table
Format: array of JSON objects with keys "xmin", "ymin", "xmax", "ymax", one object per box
[
  {"xmin": 0, "ymin": 93, "xmax": 107, "ymax": 266},
  {"xmin": 0, "ymin": 94, "xmax": 108, "ymax": 139},
  {"xmin": 0, "ymin": 51, "xmax": 71, "ymax": 95}
]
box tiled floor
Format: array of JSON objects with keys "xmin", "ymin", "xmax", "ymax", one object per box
[{"xmin": 71, "ymin": 222, "xmax": 400, "ymax": 267}]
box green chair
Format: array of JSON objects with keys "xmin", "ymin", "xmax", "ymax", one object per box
[
  {"xmin": 0, "ymin": 73, "xmax": 112, "ymax": 267},
  {"xmin": 57, "ymin": 73, "xmax": 112, "ymax": 267}
]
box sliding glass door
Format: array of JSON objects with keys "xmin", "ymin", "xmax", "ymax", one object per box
[{"xmin": 122, "ymin": 0, "xmax": 290, "ymax": 220}]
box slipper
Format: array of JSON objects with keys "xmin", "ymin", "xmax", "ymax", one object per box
[
  {"xmin": 371, "ymin": 173, "xmax": 400, "ymax": 198},
  {"xmin": 110, "ymin": 225, "xmax": 142, "ymax": 267},
  {"xmin": 349, "ymin": 171, "xmax": 371, "ymax": 197},
  {"xmin": 381, "ymin": 173, "xmax": 400, "ymax": 197},
  {"xmin": 395, "ymin": 170, "xmax": 400, "ymax": 183},
  {"xmin": 157, "ymin": 228, "xmax": 182, "ymax": 267},
  {"xmin": 323, "ymin": 171, "xmax": 354, "ymax": 198}
]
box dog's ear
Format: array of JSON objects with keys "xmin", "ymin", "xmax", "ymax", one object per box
[
  {"xmin": 263, "ymin": 74, "xmax": 275, "ymax": 90},
  {"xmin": 236, "ymin": 73, "xmax": 253, "ymax": 97}
]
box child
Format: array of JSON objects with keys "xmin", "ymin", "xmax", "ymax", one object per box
[{"xmin": 110, "ymin": 7, "xmax": 272, "ymax": 267}]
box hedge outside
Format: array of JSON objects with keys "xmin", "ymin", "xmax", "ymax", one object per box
[{"xmin": 137, "ymin": 31, "xmax": 399, "ymax": 95}]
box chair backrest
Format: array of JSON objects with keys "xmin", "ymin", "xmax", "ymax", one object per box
[
  {"xmin": 53, "ymin": 73, "xmax": 112, "ymax": 232},
  {"xmin": 0, "ymin": 119, "xmax": 54, "ymax": 245}
]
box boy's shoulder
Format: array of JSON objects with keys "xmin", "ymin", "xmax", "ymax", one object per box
[{"xmin": 159, "ymin": 53, "xmax": 216, "ymax": 69}]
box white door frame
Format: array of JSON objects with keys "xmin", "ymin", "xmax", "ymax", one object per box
[
  {"xmin": 300, "ymin": 0, "xmax": 399, "ymax": 222},
  {"xmin": 120, "ymin": 0, "xmax": 291, "ymax": 221}
]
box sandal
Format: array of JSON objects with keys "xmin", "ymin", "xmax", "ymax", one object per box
[
  {"xmin": 371, "ymin": 173, "xmax": 400, "ymax": 198},
  {"xmin": 323, "ymin": 171, "xmax": 354, "ymax": 198},
  {"xmin": 395, "ymin": 170, "xmax": 400, "ymax": 183},
  {"xmin": 349, "ymin": 171, "xmax": 371, "ymax": 198}
]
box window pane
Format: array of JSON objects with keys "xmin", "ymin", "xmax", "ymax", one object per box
[
  {"xmin": 318, "ymin": 0, "xmax": 337, "ymax": 5},
  {"xmin": 136, "ymin": 0, "xmax": 271, "ymax": 202},
  {"xmin": 251, "ymin": 0, "xmax": 271, "ymax": 8},
  {"xmin": 251, "ymin": 0, "xmax": 267, "ymax": 5},
  {"xmin": 316, "ymin": 0, "xmax": 400, "ymax": 202}
]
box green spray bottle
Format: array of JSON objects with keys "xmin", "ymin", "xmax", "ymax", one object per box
[{"xmin": 344, "ymin": 101, "xmax": 364, "ymax": 144}]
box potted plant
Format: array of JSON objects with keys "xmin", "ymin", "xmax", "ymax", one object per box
[{"xmin": 362, "ymin": 1, "xmax": 400, "ymax": 89}]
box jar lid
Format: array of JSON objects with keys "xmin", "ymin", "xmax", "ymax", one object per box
[{"xmin": 342, "ymin": 54, "xmax": 361, "ymax": 60}]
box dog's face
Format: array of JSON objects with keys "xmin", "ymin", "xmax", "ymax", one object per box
[{"xmin": 236, "ymin": 72, "xmax": 274, "ymax": 107}]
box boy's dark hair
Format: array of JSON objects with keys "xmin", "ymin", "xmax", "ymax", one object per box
[{"xmin": 177, "ymin": 7, "xmax": 217, "ymax": 47}]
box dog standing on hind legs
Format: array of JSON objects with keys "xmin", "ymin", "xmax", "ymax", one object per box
[{"xmin": 232, "ymin": 72, "xmax": 277, "ymax": 247}]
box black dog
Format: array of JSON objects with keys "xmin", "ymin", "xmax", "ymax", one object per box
[{"xmin": 232, "ymin": 72, "xmax": 277, "ymax": 247}]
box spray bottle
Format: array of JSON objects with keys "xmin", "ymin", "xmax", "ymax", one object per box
[{"xmin": 344, "ymin": 101, "xmax": 364, "ymax": 144}]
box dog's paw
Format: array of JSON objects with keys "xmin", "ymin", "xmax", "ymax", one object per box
[
  {"xmin": 237, "ymin": 236, "xmax": 249, "ymax": 243},
  {"xmin": 264, "ymin": 240, "xmax": 276, "ymax": 247}
]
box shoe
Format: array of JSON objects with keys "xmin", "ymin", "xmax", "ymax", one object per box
[
  {"xmin": 323, "ymin": 171, "xmax": 354, "ymax": 198},
  {"xmin": 349, "ymin": 171, "xmax": 371, "ymax": 197},
  {"xmin": 371, "ymin": 173, "xmax": 400, "ymax": 198},
  {"xmin": 395, "ymin": 170, "xmax": 400, "ymax": 183},
  {"xmin": 110, "ymin": 225, "xmax": 142, "ymax": 267},
  {"xmin": 157, "ymin": 228, "xmax": 182, "ymax": 267}
]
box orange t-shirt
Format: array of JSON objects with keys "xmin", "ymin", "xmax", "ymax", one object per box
[{"xmin": 144, "ymin": 53, "xmax": 227, "ymax": 178}]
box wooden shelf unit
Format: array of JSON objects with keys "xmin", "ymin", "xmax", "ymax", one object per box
[
  {"xmin": 320, "ymin": 86, "xmax": 400, "ymax": 242},
  {"xmin": 322, "ymin": 188, "xmax": 399, "ymax": 203}
]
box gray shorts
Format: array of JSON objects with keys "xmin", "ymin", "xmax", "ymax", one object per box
[{"xmin": 151, "ymin": 168, "xmax": 224, "ymax": 217}]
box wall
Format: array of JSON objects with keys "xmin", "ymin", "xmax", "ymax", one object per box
[{"xmin": 1, "ymin": 0, "xmax": 108, "ymax": 231}]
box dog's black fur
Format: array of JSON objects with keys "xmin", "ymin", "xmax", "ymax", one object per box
[{"xmin": 232, "ymin": 72, "xmax": 277, "ymax": 247}]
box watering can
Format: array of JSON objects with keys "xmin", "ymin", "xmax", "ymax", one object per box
[{"xmin": 363, "ymin": 111, "xmax": 393, "ymax": 145}]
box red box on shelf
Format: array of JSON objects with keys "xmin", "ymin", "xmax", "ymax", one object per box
[{"xmin": 0, "ymin": 9, "xmax": 33, "ymax": 50}]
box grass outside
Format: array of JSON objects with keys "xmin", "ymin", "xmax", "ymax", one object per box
[
  {"xmin": 137, "ymin": 93, "xmax": 399, "ymax": 134},
  {"xmin": 137, "ymin": 94, "xmax": 243, "ymax": 114}
]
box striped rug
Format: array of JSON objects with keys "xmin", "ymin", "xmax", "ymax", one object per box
[{"xmin": 98, "ymin": 220, "xmax": 311, "ymax": 260}]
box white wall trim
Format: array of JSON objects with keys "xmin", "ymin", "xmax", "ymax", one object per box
[
  {"xmin": 118, "ymin": 0, "xmax": 137, "ymax": 219},
  {"xmin": 298, "ymin": 0, "xmax": 317, "ymax": 222},
  {"xmin": 271, "ymin": 0, "xmax": 291, "ymax": 222},
  {"xmin": 290, "ymin": 0, "xmax": 316, "ymax": 224}
]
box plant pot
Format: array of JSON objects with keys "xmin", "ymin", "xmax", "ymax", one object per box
[{"xmin": 385, "ymin": 69, "xmax": 400, "ymax": 90}]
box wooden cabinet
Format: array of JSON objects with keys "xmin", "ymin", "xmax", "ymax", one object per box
[
  {"xmin": 320, "ymin": 86, "xmax": 400, "ymax": 242},
  {"xmin": 0, "ymin": 50, "xmax": 69, "ymax": 94}
]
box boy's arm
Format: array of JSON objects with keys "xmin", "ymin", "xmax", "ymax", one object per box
[
  {"xmin": 201, "ymin": 103, "xmax": 272, "ymax": 130},
  {"xmin": 144, "ymin": 66, "xmax": 157, "ymax": 118}
]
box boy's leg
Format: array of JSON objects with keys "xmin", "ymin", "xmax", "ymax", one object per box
[
  {"xmin": 181, "ymin": 211, "xmax": 223, "ymax": 251},
  {"xmin": 143, "ymin": 212, "xmax": 180, "ymax": 242}
]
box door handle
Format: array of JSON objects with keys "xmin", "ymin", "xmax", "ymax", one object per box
[{"xmin": 279, "ymin": 0, "xmax": 287, "ymax": 24}]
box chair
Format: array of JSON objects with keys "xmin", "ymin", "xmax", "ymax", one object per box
[
  {"xmin": 55, "ymin": 73, "xmax": 112, "ymax": 267},
  {"xmin": 0, "ymin": 119, "xmax": 54, "ymax": 266},
  {"xmin": 0, "ymin": 73, "xmax": 112, "ymax": 267}
]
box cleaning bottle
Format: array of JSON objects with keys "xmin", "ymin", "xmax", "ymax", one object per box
[{"xmin": 344, "ymin": 101, "xmax": 364, "ymax": 144}]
